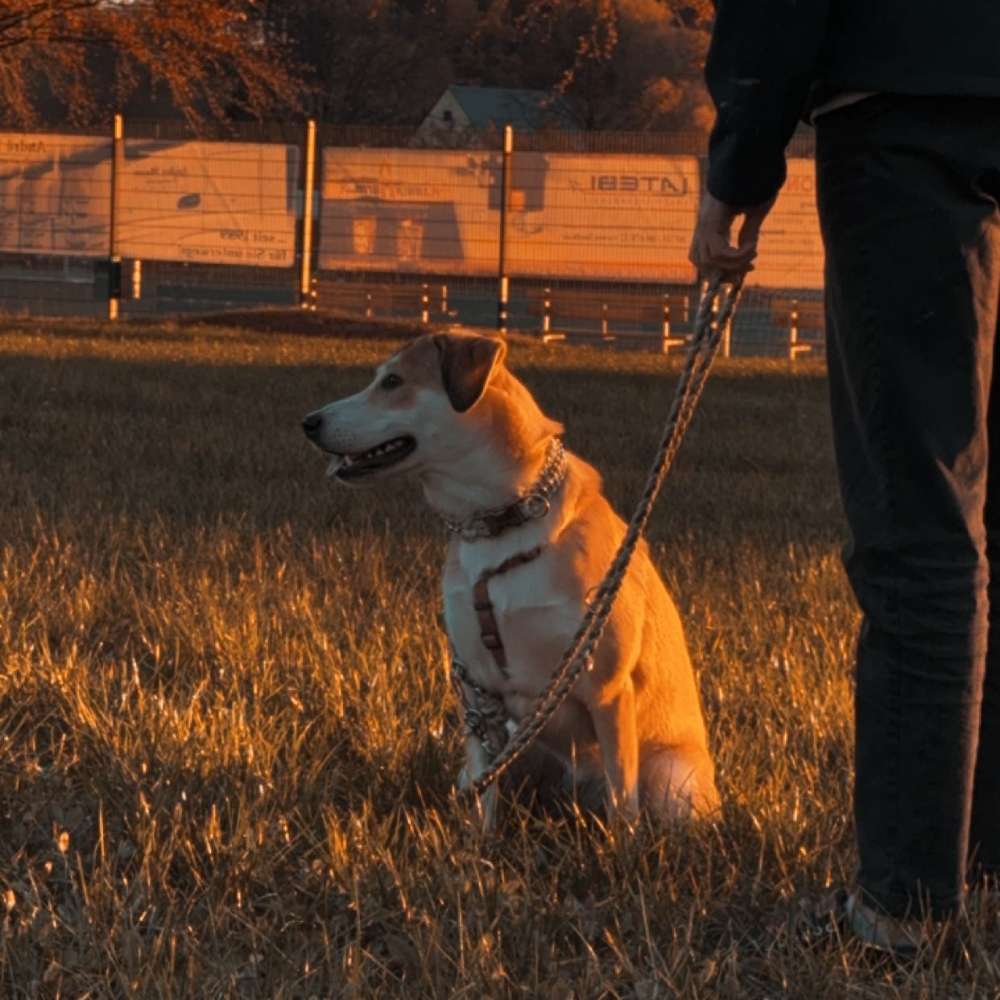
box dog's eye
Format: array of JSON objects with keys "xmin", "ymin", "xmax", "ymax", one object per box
[{"xmin": 380, "ymin": 373, "xmax": 403, "ymax": 390}]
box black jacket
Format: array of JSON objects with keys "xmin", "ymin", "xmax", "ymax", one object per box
[{"xmin": 706, "ymin": 2, "xmax": 1000, "ymax": 207}]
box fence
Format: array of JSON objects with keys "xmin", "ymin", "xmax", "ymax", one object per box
[{"xmin": 0, "ymin": 119, "xmax": 825, "ymax": 358}]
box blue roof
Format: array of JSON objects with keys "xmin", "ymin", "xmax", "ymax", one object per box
[{"xmin": 447, "ymin": 85, "xmax": 574, "ymax": 130}]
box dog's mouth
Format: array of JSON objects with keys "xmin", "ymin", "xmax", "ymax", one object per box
[{"xmin": 330, "ymin": 435, "xmax": 417, "ymax": 480}]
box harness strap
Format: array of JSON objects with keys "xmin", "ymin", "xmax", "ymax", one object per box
[
  {"xmin": 472, "ymin": 545, "xmax": 543, "ymax": 674},
  {"xmin": 450, "ymin": 544, "xmax": 545, "ymax": 761}
]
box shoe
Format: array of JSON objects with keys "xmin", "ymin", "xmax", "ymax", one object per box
[
  {"xmin": 844, "ymin": 890, "xmax": 925, "ymax": 957},
  {"xmin": 794, "ymin": 888, "xmax": 927, "ymax": 958}
]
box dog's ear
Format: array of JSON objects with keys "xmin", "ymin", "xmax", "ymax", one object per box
[{"xmin": 432, "ymin": 334, "xmax": 507, "ymax": 412}]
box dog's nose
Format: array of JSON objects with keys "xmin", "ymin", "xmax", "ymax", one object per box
[{"xmin": 302, "ymin": 412, "xmax": 323, "ymax": 438}]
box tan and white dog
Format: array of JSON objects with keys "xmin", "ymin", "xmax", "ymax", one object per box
[{"xmin": 303, "ymin": 332, "xmax": 719, "ymax": 824}]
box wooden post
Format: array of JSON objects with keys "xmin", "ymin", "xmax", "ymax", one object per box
[
  {"xmin": 108, "ymin": 113, "xmax": 123, "ymax": 320},
  {"xmin": 496, "ymin": 124, "xmax": 513, "ymax": 334},
  {"xmin": 299, "ymin": 119, "xmax": 317, "ymax": 310}
]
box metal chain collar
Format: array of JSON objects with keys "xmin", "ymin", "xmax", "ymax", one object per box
[
  {"xmin": 460, "ymin": 271, "xmax": 747, "ymax": 798},
  {"xmin": 441, "ymin": 438, "xmax": 568, "ymax": 541}
]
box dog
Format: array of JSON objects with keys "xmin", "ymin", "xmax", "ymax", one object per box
[{"xmin": 303, "ymin": 331, "xmax": 719, "ymax": 825}]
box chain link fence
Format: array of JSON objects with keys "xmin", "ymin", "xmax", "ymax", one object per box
[{"xmin": 0, "ymin": 119, "xmax": 824, "ymax": 358}]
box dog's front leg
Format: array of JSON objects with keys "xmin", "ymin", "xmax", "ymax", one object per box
[
  {"xmin": 457, "ymin": 734, "xmax": 498, "ymax": 831},
  {"xmin": 589, "ymin": 680, "xmax": 640, "ymax": 820}
]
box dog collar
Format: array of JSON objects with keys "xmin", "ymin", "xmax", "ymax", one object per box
[{"xmin": 442, "ymin": 438, "xmax": 567, "ymax": 542}]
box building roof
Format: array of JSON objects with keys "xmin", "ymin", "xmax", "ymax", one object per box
[{"xmin": 446, "ymin": 85, "xmax": 574, "ymax": 130}]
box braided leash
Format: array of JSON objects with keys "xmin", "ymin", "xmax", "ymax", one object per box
[{"xmin": 464, "ymin": 270, "xmax": 747, "ymax": 798}]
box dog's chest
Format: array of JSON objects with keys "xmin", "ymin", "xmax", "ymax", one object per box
[{"xmin": 443, "ymin": 533, "xmax": 566, "ymax": 695}]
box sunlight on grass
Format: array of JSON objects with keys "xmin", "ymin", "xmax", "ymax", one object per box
[{"xmin": 0, "ymin": 320, "xmax": 995, "ymax": 996}]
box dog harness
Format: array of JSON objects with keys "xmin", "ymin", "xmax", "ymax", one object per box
[
  {"xmin": 451, "ymin": 545, "xmax": 546, "ymax": 760},
  {"xmin": 447, "ymin": 440, "xmax": 567, "ymax": 759},
  {"xmin": 472, "ymin": 546, "xmax": 543, "ymax": 673}
]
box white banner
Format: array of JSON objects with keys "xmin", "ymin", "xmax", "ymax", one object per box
[
  {"xmin": 0, "ymin": 132, "xmax": 111, "ymax": 256},
  {"xmin": 319, "ymin": 149, "xmax": 699, "ymax": 282},
  {"xmin": 119, "ymin": 140, "xmax": 299, "ymax": 267},
  {"xmin": 749, "ymin": 158, "xmax": 824, "ymax": 290},
  {"xmin": 505, "ymin": 153, "xmax": 699, "ymax": 282},
  {"xmin": 0, "ymin": 133, "xmax": 824, "ymax": 290},
  {"xmin": 320, "ymin": 149, "xmax": 500, "ymax": 275}
]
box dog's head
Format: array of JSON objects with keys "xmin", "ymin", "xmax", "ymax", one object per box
[{"xmin": 303, "ymin": 332, "xmax": 556, "ymax": 487}]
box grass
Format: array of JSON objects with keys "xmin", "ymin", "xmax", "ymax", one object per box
[{"xmin": 0, "ymin": 318, "xmax": 997, "ymax": 998}]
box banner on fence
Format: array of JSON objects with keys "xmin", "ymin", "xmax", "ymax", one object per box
[
  {"xmin": 0, "ymin": 130, "xmax": 824, "ymax": 292},
  {"xmin": 0, "ymin": 133, "xmax": 112, "ymax": 256},
  {"xmin": 118, "ymin": 140, "xmax": 299, "ymax": 267},
  {"xmin": 749, "ymin": 159, "xmax": 824, "ymax": 290},
  {"xmin": 320, "ymin": 148, "xmax": 500, "ymax": 275},
  {"xmin": 505, "ymin": 153, "xmax": 699, "ymax": 282},
  {"xmin": 319, "ymin": 149, "xmax": 699, "ymax": 282}
]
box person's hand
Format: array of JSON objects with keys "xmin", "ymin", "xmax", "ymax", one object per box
[{"xmin": 689, "ymin": 191, "xmax": 776, "ymax": 276}]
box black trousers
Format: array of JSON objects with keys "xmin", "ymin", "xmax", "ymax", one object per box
[{"xmin": 816, "ymin": 94, "xmax": 1000, "ymax": 918}]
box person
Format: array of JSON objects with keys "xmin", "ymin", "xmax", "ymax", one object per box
[{"xmin": 689, "ymin": 2, "xmax": 1000, "ymax": 954}]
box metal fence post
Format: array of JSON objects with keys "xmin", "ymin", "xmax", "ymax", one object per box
[
  {"xmin": 661, "ymin": 294, "xmax": 672, "ymax": 354},
  {"xmin": 788, "ymin": 300, "xmax": 800, "ymax": 360},
  {"xmin": 108, "ymin": 113, "xmax": 124, "ymax": 320},
  {"xmin": 299, "ymin": 119, "xmax": 317, "ymax": 310},
  {"xmin": 497, "ymin": 123, "xmax": 513, "ymax": 334}
]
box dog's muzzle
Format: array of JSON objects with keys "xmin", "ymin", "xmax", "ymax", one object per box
[{"xmin": 302, "ymin": 409, "xmax": 417, "ymax": 481}]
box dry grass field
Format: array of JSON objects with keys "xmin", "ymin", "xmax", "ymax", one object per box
[{"xmin": 0, "ymin": 318, "xmax": 997, "ymax": 998}]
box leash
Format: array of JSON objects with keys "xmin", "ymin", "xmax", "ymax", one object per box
[{"xmin": 462, "ymin": 269, "xmax": 747, "ymax": 799}]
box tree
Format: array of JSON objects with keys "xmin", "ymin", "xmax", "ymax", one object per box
[
  {"xmin": 389, "ymin": 0, "xmax": 713, "ymax": 133},
  {"xmin": 0, "ymin": 0, "xmax": 299, "ymax": 125},
  {"xmin": 511, "ymin": 0, "xmax": 713, "ymax": 132},
  {"xmin": 275, "ymin": 1, "xmax": 452, "ymax": 126}
]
